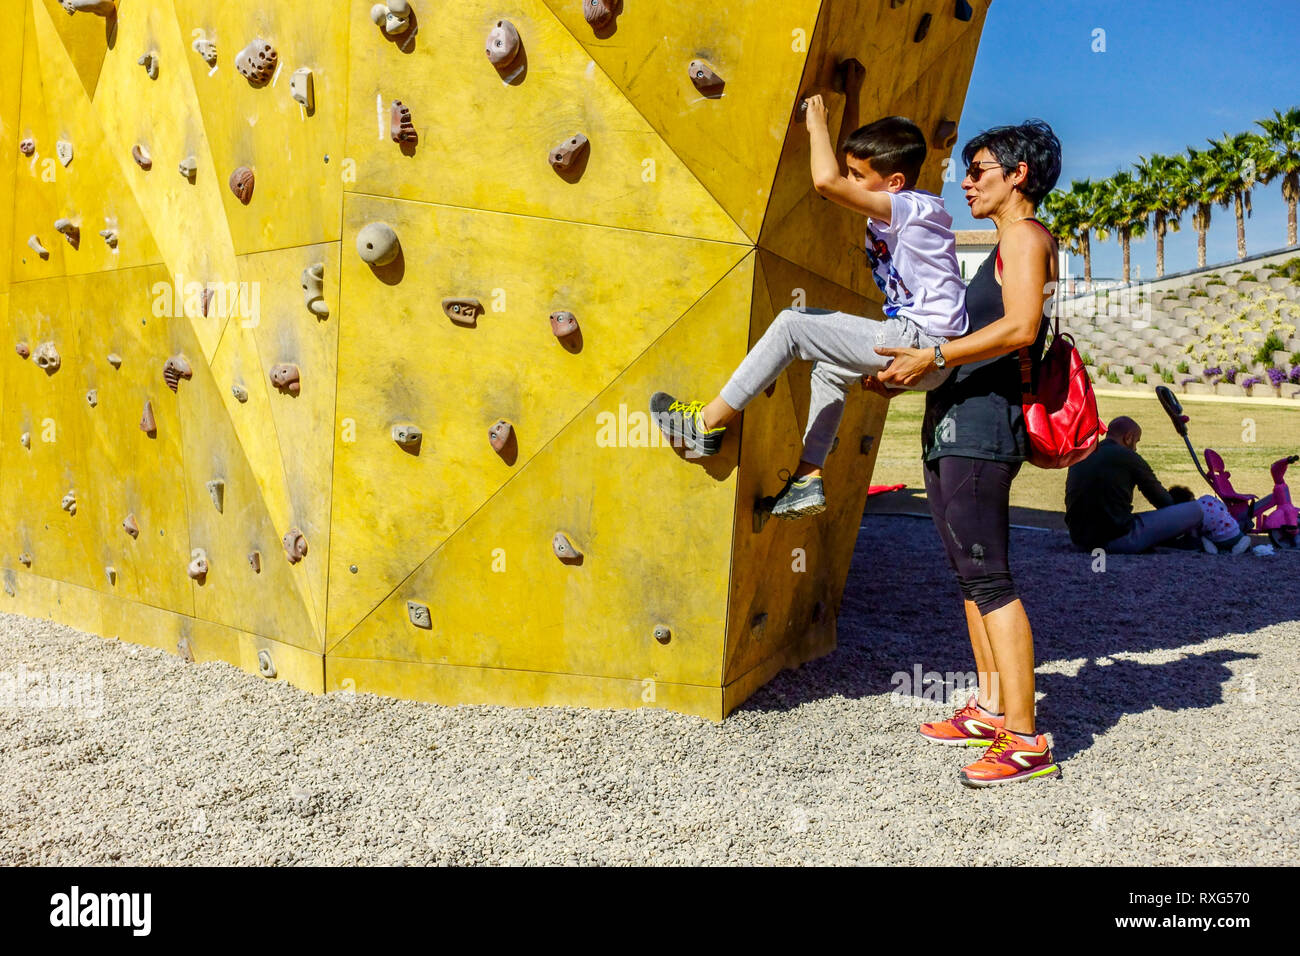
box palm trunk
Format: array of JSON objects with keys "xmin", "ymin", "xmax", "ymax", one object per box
[
  {"xmin": 1155, "ymin": 214, "xmax": 1166, "ymax": 277},
  {"xmin": 1121, "ymin": 230, "xmax": 1131, "ymax": 284},
  {"xmin": 1235, "ymin": 192, "xmax": 1246, "ymax": 258},
  {"xmin": 1082, "ymin": 232, "xmax": 1092, "ymax": 284},
  {"xmin": 1289, "ymin": 194, "xmax": 1297, "ymax": 248}
]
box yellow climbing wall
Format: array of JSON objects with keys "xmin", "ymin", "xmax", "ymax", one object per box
[{"xmin": 0, "ymin": 0, "xmax": 989, "ymax": 719}]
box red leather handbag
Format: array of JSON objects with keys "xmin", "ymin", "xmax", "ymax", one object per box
[{"xmin": 1018, "ymin": 318, "xmax": 1106, "ymax": 468}]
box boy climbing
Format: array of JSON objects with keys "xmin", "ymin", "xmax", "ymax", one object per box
[{"xmin": 650, "ymin": 84, "xmax": 967, "ymax": 520}]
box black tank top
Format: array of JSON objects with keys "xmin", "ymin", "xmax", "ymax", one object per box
[{"xmin": 921, "ymin": 240, "xmax": 1050, "ymax": 462}]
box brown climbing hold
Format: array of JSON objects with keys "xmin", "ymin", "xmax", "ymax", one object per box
[
  {"xmin": 229, "ymin": 166, "xmax": 254, "ymax": 204},
  {"xmin": 653, "ymin": 625, "xmax": 672, "ymax": 645},
  {"xmin": 61, "ymin": 492, "xmax": 77, "ymax": 515},
  {"xmin": 751, "ymin": 612, "xmax": 768, "ymax": 640},
  {"xmin": 934, "ymin": 119, "xmax": 958, "ymax": 149},
  {"xmin": 138, "ymin": 51, "xmax": 159, "ymax": 79},
  {"xmin": 302, "ymin": 262, "xmax": 329, "ymax": 318},
  {"xmin": 201, "ymin": 287, "xmax": 215, "ymax": 316},
  {"xmin": 163, "ymin": 355, "xmax": 193, "ymax": 392},
  {"xmin": 914, "ymin": 12, "xmax": 932, "ymax": 41},
  {"xmin": 860, "ymin": 434, "xmax": 875, "ymax": 455},
  {"xmin": 283, "ymin": 528, "xmax": 308, "ymax": 564},
  {"xmin": 248, "ymin": 551, "xmax": 262, "ymax": 573},
  {"xmin": 19, "ymin": 138, "xmax": 34, "ymax": 156},
  {"xmin": 231, "ymin": 384, "xmax": 249, "ymax": 403},
  {"xmin": 407, "ymin": 600, "xmax": 432, "ymax": 629},
  {"xmin": 688, "ymin": 59, "xmax": 724, "ymax": 95},
  {"xmin": 139, "ymin": 400, "xmax": 157, "ymax": 436},
  {"xmin": 33, "ymin": 342, "xmax": 60, "ymax": 372},
  {"xmin": 485, "ymin": 20, "xmax": 522, "ymax": 68},
  {"xmin": 123, "ymin": 513, "xmax": 139, "ymax": 538},
  {"xmin": 54, "ymin": 219, "xmax": 80, "ymax": 246},
  {"xmin": 270, "ymin": 363, "xmax": 301, "ymax": 395},
  {"xmin": 177, "ymin": 636, "xmax": 195, "ymax": 663},
  {"xmin": 357, "ymin": 222, "xmax": 400, "ymax": 266},
  {"xmin": 85, "ymin": 389, "xmax": 97, "ymax": 407},
  {"xmin": 19, "ymin": 552, "xmax": 32, "ymax": 567},
  {"xmin": 105, "ymin": 566, "xmax": 116, "ymax": 586},
  {"xmin": 549, "ymin": 310, "xmax": 579, "ymax": 338},
  {"xmin": 552, "ymin": 531, "xmax": 583, "ymax": 564},
  {"xmin": 235, "ymin": 38, "xmax": 277, "ymax": 83},
  {"xmin": 132, "ymin": 144, "xmax": 152, "ymax": 170},
  {"xmin": 392, "ymin": 423, "xmax": 422, "ymax": 448},
  {"xmin": 488, "ymin": 419, "xmax": 513, "ymax": 453},
  {"xmin": 27, "ymin": 235, "xmax": 49, "ymax": 259},
  {"xmin": 584, "ymin": 0, "xmax": 615, "ymax": 29},
  {"xmin": 206, "ymin": 479, "xmax": 225, "ymax": 513},
  {"xmin": 99, "ymin": 228, "xmax": 118, "ymax": 248},
  {"xmin": 442, "ymin": 298, "xmax": 483, "ymax": 326},
  {"xmin": 107, "ymin": 352, "xmax": 122, "ymax": 369},
  {"xmin": 390, "ymin": 101, "xmax": 418, "ymax": 144},
  {"xmin": 187, "ymin": 549, "xmax": 208, "ymax": 582},
  {"xmin": 549, "ymin": 133, "xmax": 589, "ymax": 171},
  {"xmin": 15, "ymin": 343, "xmax": 29, "ymax": 359}
]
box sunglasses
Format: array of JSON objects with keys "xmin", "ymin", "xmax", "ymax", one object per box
[{"xmin": 966, "ymin": 160, "xmax": 1004, "ymax": 182}]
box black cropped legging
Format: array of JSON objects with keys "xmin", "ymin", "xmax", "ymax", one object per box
[{"xmin": 922, "ymin": 455, "xmax": 1022, "ymax": 616}]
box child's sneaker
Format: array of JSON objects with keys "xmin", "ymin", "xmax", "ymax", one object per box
[
  {"xmin": 770, "ymin": 472, "xmax": 826, "ymax": 519},
  {"xmin": 649, "ymin": 392, "xmax": 725, "ymax": 457},
  {"xmin": 959, "ymin": 729, "xmax": 1061, "ymax": 788},
  {"xmin": 919, "ymin": 695, "xmax": 1004, "ymax": 746}
]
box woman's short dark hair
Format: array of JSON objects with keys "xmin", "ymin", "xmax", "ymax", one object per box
[
  {"xmin": 843, "ymin": 116, "xmax": 927, "ymax": 189},
  {"xmin": 961, "ymin": 119, "xmax": 1062, "ymax": 206}
]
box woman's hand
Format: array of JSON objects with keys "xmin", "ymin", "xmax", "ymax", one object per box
[
  {"xmin": 861, "ymin": 374, "xmax": 907, "ymax": 398},
  {"xmin": 874, "ymin": 346, "xmax": 936, "ymax": 388}
]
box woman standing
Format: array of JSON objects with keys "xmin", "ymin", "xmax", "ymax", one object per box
[{"xmin": 871, "ymin": 120, "xmax": 1063, "ymax": 787}]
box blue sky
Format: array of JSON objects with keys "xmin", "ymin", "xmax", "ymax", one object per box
[{"xmin": 941, "ymin": 0, "xmax": 1300, "ymax": 278}]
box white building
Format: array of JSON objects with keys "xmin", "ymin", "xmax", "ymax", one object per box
[{"xmin": 954, "ymin": 229, "xmax": 1070, "ymax": 286}]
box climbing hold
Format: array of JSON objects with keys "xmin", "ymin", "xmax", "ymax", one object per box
[
  {"xmin": 177, "ymin": 636, "xmax": 195, "ymax": 663},
  {"xmin": 248, "ymin": 551, "xmax": 261, "ymax": 573},
  {"xmin": 231, "ymin": 384, "xmax": 249, "ymax": 403},
  {"xmin": 407, "ymin": 600, "xmax": 432, "ymax": 629},
  {"xmin": 442, "ymin": 298, "xmax": 483, "ymax": 326},
  {"xmin": 955, "ymin": 0, "xmax": 974, "ymax": 21},
  {"xmin": 187, "ymin": 549, "xmax": 208, "ymax": 582},
  {"xmin": 192, "ymin": 35, "xmax": 217, "ymax": 66},
  {"xmin": 178, "ymin": 156, "xmax": 198, "ymax": 180},
  {"xmin": 653, "ymin": 625, "xmax": 671, "ymax": 645},
  {"xmin": 290, "ymin": 68, "xmax": 315, "ymax": 111},
  {"xmin": 56, "ymin": 140, "xmax": 73, "ymax": 166},
  {"xmin": 486, "ymin": 20, "xmax": 522, "ymax": 68},
  {"xmin": 19, "ymin": 138, "xmax": 34, "ymax": 156},
  {"xmin": 390, "ymin": 101, "xmax": 418, "ymax": 144},
  {"xmin": 914, "ymin": 13, "xmax": 932, "ymax": 41},
  {"xmin": 138, "ymin": 51, "xmax": 159, "ymax": 80},
  {"xmin": 751, "ymin": 612, "xmax": 768, "ymax": 640},
  {"xmin": 235, "ymin": 38, "xmax": 277, "ymax": 83},
  {"xmin": 61, "ymin": 491, "xmax": 77, "ymax": 515},
  {"xmin": 206, "ymin": 479, "xmax": 225, "ymax": 514},
  {"xmin": 688, "ymin": 59, "xmax": 724, "ymax": 95},
  {"xmin": 283, "ymin": 528, "xmax": 308, "ymax": 564},
  {"xmin": 201, "ymin": 287, "xmax": 215, "ymax": 316},
  {"xmin": 122, "ymin": 513, "xmax": 139, "ymax": 538},
  {"xmin": 391, "ymin": 423, "xmax": 422, "ymax": 448},
  {"xmin": 934, "ymin": 119, "xmax": 958, "ymax": 149},
  {"xmin": 549, "ymin": 310, "xmax": 579, "ymax": 338},
  {"xmin": 270, "ymin": 363, "xmax": 301, "ymax": 395},
  {"xmin": 107, "ymin": 353, "xmax": 122, "ymax": 369},
  {"xmin": 552, "ymin": 531, "xmax": 583, "ymax": 564},
  {"xmin": 890, "ymin": 0, "xmax": 906, "ymax": 7},
  {"xmin": 229, "ymin": 166, "xmax": 255, "ymax": 204},
  {"xmin": 140, "ymin": 400, "xmax": 157, "ymax": 435},
  {"xmin": 99, "ymin": 228, "xmax": 118, "ymax": 248},
  {"xmin": 105, "ymin": 566, "xmax": 116, "ymax": 586},
  {"xmin": 302, "ymin": 262, "xmax": 329, "ymax": 318},
  {"xmin": 549, "ymin": 133, "xmax": 589, "ymax": 171},
  {"xmin": 488, "ymin": 419, "xmax": 513, "ymax": 453},
  {"xmin": 15, "ymin": 343, "xmax": 29, "ymax": 359},
  {"xmin": 33, "ymin": 342, "xmax": 61, "ymax": 372},
  {"xmin": 132, "ymin": 144, "xmax": 152, "ymax": 170},
  {"xmin": 583, "ymin": 0, "xmax": 615, "ymax": 29},
  {"xmin": 860, "ymin": 434, "xmax": 875, "ymax": 455},
  {"xmin": 54, "ymin": 218, "xmax": 80, "ymax": 247},
  {"xmin": 26, "ymin": 236, "xmax": 49, "ymax": 259},
  {"xmin": 257, "ymin": 649, "xmax": 276, "ymax": 678},
  {"xmin": 85, "ymin": 389, "xmax": 97, "ymax": 408},
  {"xmin": 19, "ymin": 552, "xmax": 32, "ymax": 567},
  {"xmin": 356, "ymin": 222, "xmax": 400, "ymax": 266},
  {"xmin": 59, "ymin": 0, "xmax": 117, "ymax": 14},
  {"xmin": 163, "ymin": 354, "xmax": 193, "ymax": 392},
  {"xmin": 371, "ymin": 0, "xmax": 413, "ymax": 37},
  {"xmin": 19, "ymin": 433, "xmax": 30, "ymax": 449},
  {"xmin": 813, "ymin": 599, "xmax": 827, "ymax": 623}
]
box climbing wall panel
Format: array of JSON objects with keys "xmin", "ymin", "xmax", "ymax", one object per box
[
  {"xmin": 36, "ymin": 0, "xmax": 109, "ymax": 99},
  {"xmin": 0, "ymin": 0, "xmax": 26, "ymax": 293}
]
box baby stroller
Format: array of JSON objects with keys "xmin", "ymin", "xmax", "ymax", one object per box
[{"xmin": 1156, "ymin": 385, "xmax": 1299, "ymax": 549}]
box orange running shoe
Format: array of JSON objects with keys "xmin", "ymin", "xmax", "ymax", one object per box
[
  {"xmin": 919, "ymin": 695, "xmax": 1005, "ymax": 746},
  {"xmin": 960, "ymin": 729, "xmax": 1061, "ymax": 788}
]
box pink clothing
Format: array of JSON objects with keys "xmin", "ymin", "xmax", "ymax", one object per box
[{"xmin": 1197, "ymin": 495, "xmax": 1241, "ymax": 543}]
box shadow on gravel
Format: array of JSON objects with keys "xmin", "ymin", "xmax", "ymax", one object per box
[{"xmin": 738, "ymin": 514, "xmax": 1291, "ymax": 758}]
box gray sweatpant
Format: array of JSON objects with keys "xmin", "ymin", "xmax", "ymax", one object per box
[
  {"xmin": 719, "ymin": 307, "xmax": 952, "ymax": 466},
  {"xmin": 1104, "ymin": 501, "xmax": 1205, "ymax": 553}
]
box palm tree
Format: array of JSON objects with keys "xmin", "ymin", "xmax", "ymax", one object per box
[
  {"xmin": 1134, "ymin": 153, "xmax": 1187, "ymax": 277},
  {"xmin": 1205, "ymin": 131, "xmax": 1268, "ymax": 259},
  {"xmin": 1184, "ymin": 147, "xmax": 1221, "ymax": 268},
  {"xmin": 1256, "ymin": 107, "xmax": 1300, "ymax": 247},
  {"xmin": 1093, "ymin": 172, "xmax": 1148, "ymax": 284},
  {"xmin": 1060, "ymin": 179, "xmax": 1099, "ymax": 286}
]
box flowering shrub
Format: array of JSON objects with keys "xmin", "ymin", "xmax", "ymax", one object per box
[
  {"xmin": 1290, "ymin": 366, "xmax": 1300, "ymax": 384},
  {"xmin": 1203, "ymin": 366, "xmax": 1222, "ymax": 379},
  {"xmin": 1242, "ymin": 376, "xmax": 1262, "ymax": 389},
  {"xmin": 1267, "ymin": 367, "xmax": 1288, "ymax": 387},
  {"xmin": 1181, "ymin": 377, "xmax": 1197, "ymax": 386},
  {"xmin": 1222, "ymin": 367, "xmax": 1239, "ymax": 384}
]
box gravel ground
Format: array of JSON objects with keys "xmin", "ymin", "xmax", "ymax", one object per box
[{"xmin": 1, "ymin": 516, "xmax": 1296, "ymax": 866}]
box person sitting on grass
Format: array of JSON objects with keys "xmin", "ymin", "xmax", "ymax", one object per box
[
  {"xmin": 1064, "ymin": 416, "xmax": 1203, "ymax": 553},
  {"xmin": 1168, "ymin": 485, "xmax": 1252, "ymax": 555}
]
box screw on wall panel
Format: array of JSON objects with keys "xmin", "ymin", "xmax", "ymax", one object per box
[
  {"xmin": 357, "ymin": 222, "xmax": 400, "ymax": 266},
  {"xmin": 206, "ymin": 479, "xmax": 225, "ymax": 513},
  {"xmin": 270, "ymin": 363, "xmax": 301, "ymax": 395},
  {"xmin": 123, "ymin": 513, "xmax": 139, "ymax": 538},
  {"xmin": 407, "ymin": 600, "xmax": 432, "ymax": 629},
  {"xmin": 302, "ymin": 262, "xmax": 329, "ymax": 318},
  {"xmin": 349, "ymin": 564, "xmax": 358, "ymax": 574},
  {"xmin": 485, "ymin": 20, "xmax": 522, "ymax": 69},
  {"xmin": 442, "ymin": 298, "xmax": 483, "ymax": 326},
  {"xmin": 248, "ymin": 551, "xmax": 262, "ymax": 573},
  {"xmin": 187, "ymin": 549, "xmax": 208, "ymax": 582},
  {"xmin": 163, "ymin": 354, "xmax": 192, "ymax": 391},
  {"xmin": 27, "ymin": 235, "xmax": 49, "ymax": 259},
  {"xmin": 552, "ymin": 531, "xmax": 583, "ymax": 564},
  {"xmin": 257, "ymin": 649, "xmax": 276, "ymax": 678},
  {"xmin": 549, "ymin": 133, "xmax": 589, "ymax": 171},
  {"xmin": 140, "ymin": 399, "xmax": 157, "ymax": 436},
  {"xmin": 653, "ymin": 625, "xmax": 671, "ymax": 645},
  {"xmin": 283, "ymin": 528, "xmax": 308, "ymax": 564},
  {"xmin": 687, "ymin": 59, "xmax": 724, "ymax": 96}
]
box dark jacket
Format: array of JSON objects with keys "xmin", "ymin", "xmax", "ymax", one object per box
[{"xmin": 1064, "ymin": 438, "xmax": 1174, "ymax": 549}]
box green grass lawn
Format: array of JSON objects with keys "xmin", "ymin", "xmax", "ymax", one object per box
[{"xmin": 871, "ymin": 392, "xmax": 1300, "ymax": 528}]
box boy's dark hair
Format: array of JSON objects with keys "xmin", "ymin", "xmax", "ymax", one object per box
[
  {"xmin": 843, "ymin": 116, "xmax": 927, "ymax": 189},
  {"xmin": 961, "ymin": 119, "xmax": 1062, "ymax": 206},
  {"xmin": 1168, "ymin": 485, "xmax": 1196, "ymax": 504}
]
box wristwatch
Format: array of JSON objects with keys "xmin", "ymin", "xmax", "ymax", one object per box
[{"xmin": 933, "ymin": 345, "xmax": 947, "ymax": 368}]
